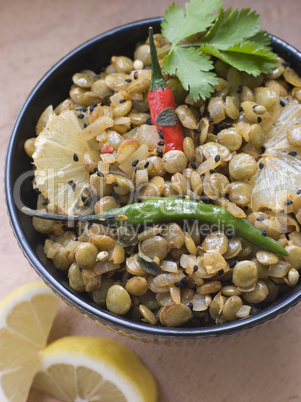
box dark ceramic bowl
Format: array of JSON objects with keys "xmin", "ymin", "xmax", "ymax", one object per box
[{"xmin": 5, "ymin": 18, "xmax": 301, "ymax": 342}]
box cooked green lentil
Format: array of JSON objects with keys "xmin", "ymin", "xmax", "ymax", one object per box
[{"xmin": 26, "ymin": 31, "xmax": 301, "ymax": 328}]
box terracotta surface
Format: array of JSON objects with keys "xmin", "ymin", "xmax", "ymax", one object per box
[{"xmin": 1, "ymin": 1, "xmax": 301, "ymax": 401}]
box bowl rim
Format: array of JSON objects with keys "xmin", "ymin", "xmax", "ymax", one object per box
[{"xmin": 5, "ymin": 17, "xmax": 301, "ymax": 339}]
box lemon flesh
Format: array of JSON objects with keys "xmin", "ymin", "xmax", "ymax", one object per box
[
  {"xmin": 252, "ymin": 102, "xmax": 301, "ymax": 212},
  {"xmin": 0, "ymin": 282, "xmax": 60, "ymax": 402},
  {"xmin": 33, "ymin": 336, "xmax": 158, "ymax": 402},
  {"xmin": 33, "ymin": 110, "xmax": 91, "ymax": 215}
]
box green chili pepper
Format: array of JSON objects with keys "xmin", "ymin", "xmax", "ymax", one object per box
[{"xmin": 22, "ymin": 197, "xmax": 288, "ymax": 256}]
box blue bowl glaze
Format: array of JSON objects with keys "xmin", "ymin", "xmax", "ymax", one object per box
[{"xmin": 5, "ymin": 18, "xmax": 301, "ymax": 342}]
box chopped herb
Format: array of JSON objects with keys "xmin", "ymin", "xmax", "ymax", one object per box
[{"xmin": 161, "ymin": 0, "xmax": 277, "ymax": 100}]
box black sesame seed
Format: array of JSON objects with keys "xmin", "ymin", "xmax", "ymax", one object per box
[
  {"xmin": 174, "ymin": 282, "xmax": 183, "ymax": 288},
  {"xmin": 77, "ymin": 113, "xmax": 85, "ymax": 119},
  {"xmin": 262, "ymin": 230, "xmax": 268, "ymax": 236},
  {"xmin": 259, "ymin": 162, "xmax": 264, "ymax": 169},
  {"xmin": 191, "ymin": 161, "xmax": 197, "ymax": 169},
  {"xmin": 297, "ymin": 189, "xmax": 301, "ymax": 195},
  {"xmin": 68, "ymin": 180, "xmax": 73, "ymax": 185},
  {"xmin": 193, "ymin": 129, "xmax": 201, "ymax": 134},
  {"xmin": 280, "ymin": 209, "xmax": 285, "ymax": 213},
  {"xmin": 210, "ymin": 169, "xmax": 216, "ymax": 174},
  {"xmin": 71, "ymin": 182, "xmax": 76, "ymax": 192},
  {"xmin": 158, "ymin": 140, "xmax": 165, "ymax": 146},
  {"xmin": 180, "ymin": 277, "xmax": 188, "ymax": 285},
  {"xmin": 73, "ymin": 153, "xmax": 79, "ymax": 162},
  {"xmin": 178, "ymin": 194, "xmax": 186, "ymax": 199},
  {"xmin": 133, "ymin": 71, "xmax": 138, "ymax": 79},
  {"xmin": 219, "ymin": 269, "xmax": 224, "ymax": 276},
  {"xmin": 280, "ymin": 100, "xmax": 286, "ymax": 107},
  {"xmin": 132, "ymin": 159, "xmax": 139, "ymax": 167},
  {"xmin": 81, "ymin": 196, "xmax": 88, "ymax": 204},
  {"xmin": 284, "ymin": 200, "xmax": 293, "ymax": 205},
  {"xmin": 237, "ymin": 85, "xmax": 242, "ymax": 93},
  {"xmin": 79, "ymin": 267, "xmax": 83, "ymax": 272},
  {"xmin": 125, "ymin": 78, "xmax": 132, "ymax": 83},
  {"xmin": 42, "ymin": 198, "xmax": 50, "ymax": 206},
  {"xmin": 257, "ymin": 117, "xmax": 262, "ymax": 123},
  {"xmin": 89, "ymin": 105, "xmax": 95, "ymax": 113},
  {"xmin": 188, "ymin": 302, "xmax": 193, "ymax": 310},
  {"xmin": 119, "ymin": 99, "xmax": 126, "ymax": 103},
  {"xmin": 209, "ymin": 118, "xmax": 214, "ymax": 123},
  {"xmin": 83, "ymin": 123, "xmax": 87, "ymax": 128},
  {"xmin": 282, "ymin": 61, "xmax": 290, "ymax": 67},
  {"xmin": 229, "ymin": 260, "xmax": 237, "ymax": 268},
  {"xmin": 252, "ymin": 104, "xmax": 258, "ymax": 109},
  {"xmin": 214, "ymin": 155, "xmax": 220, "ymax": 162},
  {"xmin": 261, "ymin": 146, "xmax": 266, "ymax": 153},
  {"xmin": 134, "ymin": 166, "xmax": 140, "ymax": 173},
  {"xmin": 257, "ymin": 216, "xmax": 265, "ymax": 222},
  {"xmin": 97, "ymin": 171, "xmax": 104, "ymax": 177},
  {"xmin": 34, "ymin": 188, "xmax": 41, "ymax": 194},
  {"xmin": 145, "ymin": 117, "xmax": 152, "ymax": 125},
  {"xmin": 93, "ymin": 167, "xmax": 98, "ymax": 173},
  {"xmin": 111, "ymin": 192, "xmax": 118, "ymax": 197},
  {"xmin": 144, "ymin": 161, "xmax": 149, "ymax": 168},
  {"xmin": 87, "ymin": 222, "xmax": 92, "ymax": 229},
  {"xmin": 222, "ymin": 96, "xmax": 227, "ymax": 102},
  {"xmin": 157, "ymin": 147, "xmax": 163, "ymax": 157},
  {"xmin": 113, "ymin": 181, "xmax": 118, "ymax": 187},
  {"xmin": 193, "ymin": 265, "xmax": 198, "ymax": 272},
  {"xmin": 289, "ymin": 151, "xmax": 297, "ymax": 156},
  {"xmin": 158, "ymin": 129, "xmax": 164, "ymax": 139}
]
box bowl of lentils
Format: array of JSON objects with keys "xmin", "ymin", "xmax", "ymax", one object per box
[{"xmin": 5, "ymin": 1, "xmax": 301, "ymax": 342}]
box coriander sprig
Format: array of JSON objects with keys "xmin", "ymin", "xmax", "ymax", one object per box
[{"xmin": 161, "ymin": 0, "xmax": 277, "ymax": 101}]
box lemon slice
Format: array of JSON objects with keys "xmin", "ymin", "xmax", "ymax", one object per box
[
  {"xmin": 0, "ymin": 281, "xmax": 60, "ymax": 402},
  {"xmin": 252, "ymin": 102, "xmax": 301, "ymax": 212},
  {"xmin": 33, "ymin": 110, "xmax": 91, "ymax": 215},
  {"xmin": 32, "ymin": 336, "xmax": 158, "ymax": 402}
]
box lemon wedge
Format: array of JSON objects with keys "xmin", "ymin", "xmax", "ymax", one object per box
[
  {"xmin": 0, "ymin": 281, "xmax": 60, "ymax": 402},
  {"xmin": 252, "ymin": 102, "xmax": 301, "ymax": 212},
  {"xmin": 32, "ymin": 336, "xmax": 158, "ymax": 402},
  {"xmin": 33, "ymin": 110, "xmax": 91, "ymax": 215}
]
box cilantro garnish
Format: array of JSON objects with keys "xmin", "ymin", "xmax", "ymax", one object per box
[{"xmin": 161, "ymin": 0, "xmax": 277, "ymax": 101}]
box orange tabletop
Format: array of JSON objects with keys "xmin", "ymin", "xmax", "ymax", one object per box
[{"xmin": 1, "ymin": 1, "xmax": 301, "ymax": 401}]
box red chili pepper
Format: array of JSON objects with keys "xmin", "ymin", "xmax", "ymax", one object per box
[
  {"xmin": 148, "ymin": 27, "xmax": 184, "ymax": 153},
  {"xmin": 101, "ymin": 144, "xmax": 114, "ymax": 154}
]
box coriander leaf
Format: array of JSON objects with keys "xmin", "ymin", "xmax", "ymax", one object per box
[
  {"xmin": 163, "ymin": 46, "xmax": 218, "ymax": 101},
  {"xmin": 200, "ymin": 7, "xmax": 261, "ymax": 50},
  {"xmin": 161, "ymin": 0, "xmax": 223, "ymax": 45},
  {"xmin": 249, "ymin": 30, "xmax": 273, "ymax": 50},
  {"xmin": 200, "ymin": 42, "xmax": 277, "ymax": 75}
]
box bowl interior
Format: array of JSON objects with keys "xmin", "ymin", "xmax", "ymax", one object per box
[{"xmin": 5, "ymin": 18, "xmax": 301, "ymax": 340}]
